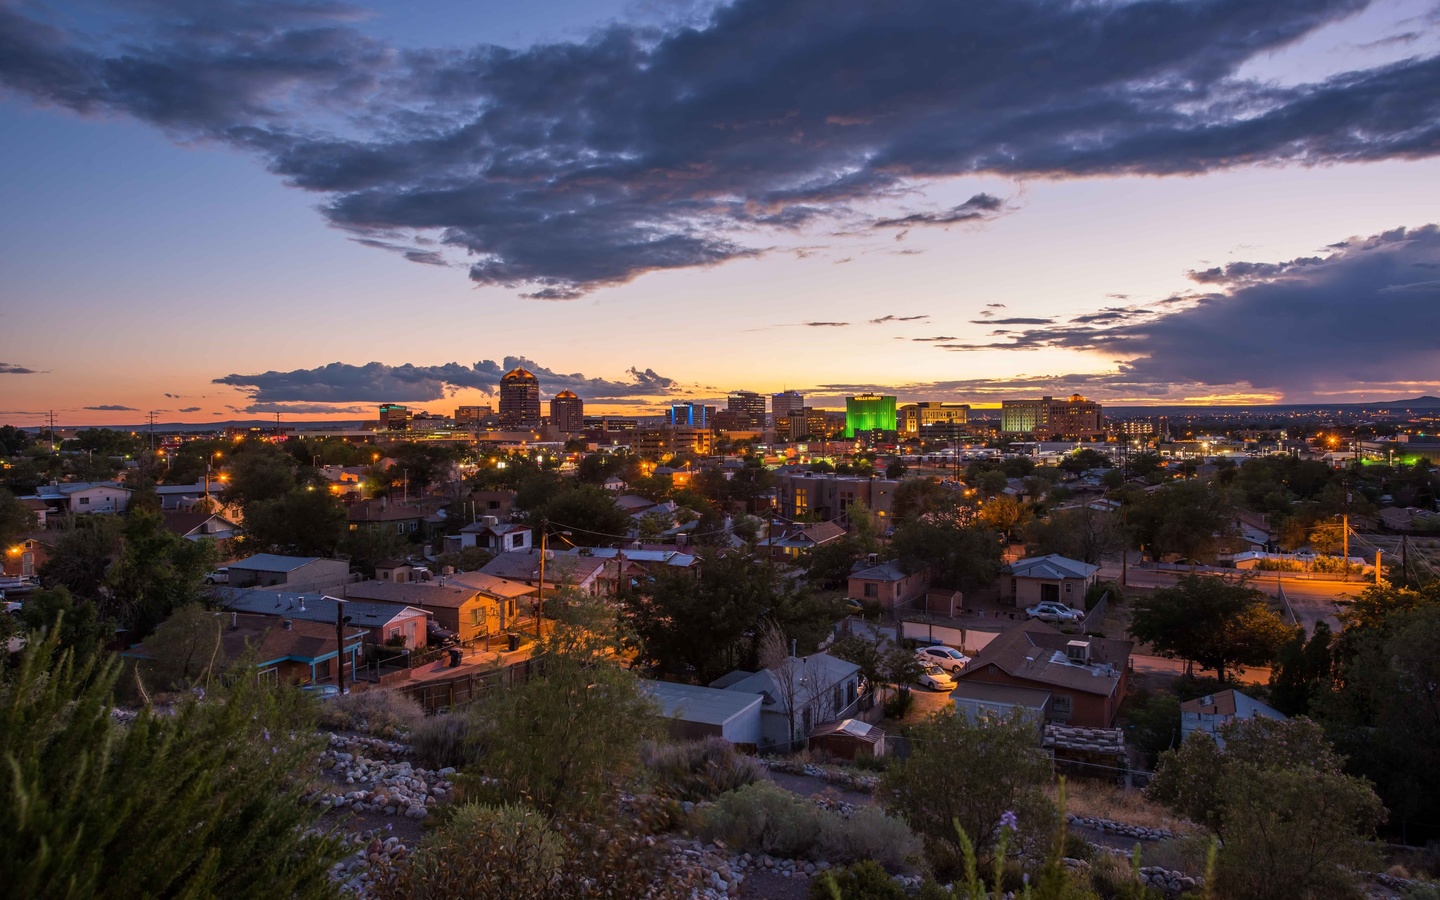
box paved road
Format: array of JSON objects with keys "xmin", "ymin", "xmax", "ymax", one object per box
[{"xmin": 1098, "ymin": 562, "xmax": 1359, "ymax": 634}]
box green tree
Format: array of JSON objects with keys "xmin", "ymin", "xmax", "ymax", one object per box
[
  {"xmin": 106, "ymin": 508, "xmax": 218, "ymax": 637},
  {"xmin": 1127, "ymin": 480, "xmax": 1230, "ymax": 563},
  {"xmin": 622, "ymin": 549, "xmax": 843, "ymax": 684},
  {"xmin": 17, "ymin": 587, "xmax": 112, "ymax": 668},
  {"xmin": 0, "ymin": 486, "xmax": 38, "ymax": 544},
  {"xmin": 1267, "ymin": 621, "xmax": 1332, "ymax": 717},
  {"xmin": 466, "ymin": 600, "xmax": 657, "ymax": 822},
  {"xmin": 1147, "ymin": 717, "xmax": 1383, "ymax": 900},
  {"xmin": 221, "ymin": 448, "xmax": 297, "ymax": 507},
  {"xmin": 523, "ymin": 484, "xmax": 633, "ymax": 546},
  {"xmin": 135, "ymin": 603, "xmax": 226, "ymax": 689},
  {"xmin": 882, "ymin": 710, "xmax": 1054, "ymax": 875},
  {"xmin": 0, "ymin": 424, "xmax": 34, "ymax": 456},
  {"xmin": 1318, "ymin": 595, "xmax": 1440, "ymax": 836},
  {"xmin": 1128, "ymin": 575, "xmax": 1289, "ymax": 681},
  {"xmin": 1, "ymin": 630, "xmax": 344, "ymax": 898},
  {"xmin": 976, "ymin": 494, "xmax": 1028, "ymax": 542},
  {"xmin": 891, "ymin": 498, "xmax": 1002, "ymax": 589},
  {"xmin": 39, "ymin": 515, "xmax": 124, "ymax": 601},
  {"xmin": 244, "ymin": 489, "xmax": 347, "ymax": 557},
  {"xmin": 1022, "ymin": 505, "xmax": 1125, "ymax": 565}
]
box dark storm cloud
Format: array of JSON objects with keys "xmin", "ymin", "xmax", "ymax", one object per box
[
  {"xmin": 4, "ymin": 1, "xmax": 1440, "ymax": 296},
  {"xmin": 214, "ymin": 356, "xmax": 681, "ymax": 403},
  {"xmin": 0, "ymin": 362, "xmax": 38, "ymax": 374},
  {"xmin": 936, "ymin": 225, "xmax": 1440, "ymax": 397},
  {"xmin": 84, "ymin": 404, "xmax": 137, "ymax": 411},
  {"xmin": 873, "ymin": 194, "xmax": 1006, "ymax": 228},
  {"xmin": 241, "ymin": 402, "xmax": 370, "ymax": 415}
]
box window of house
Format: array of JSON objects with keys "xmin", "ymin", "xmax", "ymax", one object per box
[
  {"xmin": 396, "ymin": 523, "xmax": 404, "ymax": 534},
  {"xmin": 78, "ymin": 497, "xmax": 90, "ymax": 506},
  {"xmin": 1051, "ymin": 695, "xmax": 1073, "ymax": 718},
  {"xmin": 1064, "ymin": 582, "xmax": 1072, "ymax": 594},
  {"xmin": 802, "ymin": 706, "xmax": 813, "ymax": 736},
  {"xmin": 408, "ymin": 521, "xmax": 418, "ymax": 532},
  {"xmin": 832, "ymin": 683, "xmax": 843, "ymax": 711},
  {"xmin": 864, "ymin": 582, "xmax": 878, "ymax": 598},
  {"xmin": 257, "ymin": 666, "xmax": 279, "ymax": 684}
]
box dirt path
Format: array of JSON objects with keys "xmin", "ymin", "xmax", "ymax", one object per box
[{"xmin": 765, "ymin": 770, "xmax": 874, "ymax": 807}]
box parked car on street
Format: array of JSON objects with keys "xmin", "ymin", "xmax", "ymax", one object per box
[
  {"xmin": 914, "ymin": 645, "xmax": 971, "ymax": 674},
  {"xmin": 917, "ymin": 663, "xmax": 956, "ymax": 692},
  {"xmin": 300, "ymin": 684, "xmax": 340, "ymax": 700},
  {"xmin": 1025, "ymin": 601, "xmax": 1083, "ymax": 623},
  {"xmin": 204, "ymin": 567, "xmax": 229, "ymax": 585}
]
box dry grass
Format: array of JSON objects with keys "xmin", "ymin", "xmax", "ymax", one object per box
[{"xmin": 1055, "ymin": 780, "xmax": 1193, "ymax": 834}]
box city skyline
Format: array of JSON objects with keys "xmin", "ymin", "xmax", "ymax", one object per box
[{"xmin": 4, "ymin": 0, "xmax": 1440, "ymax": 425}]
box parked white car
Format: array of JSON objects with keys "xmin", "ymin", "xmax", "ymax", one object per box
[
  {"xmin": 917, "ymin": 663, "xmax": 956, "ymax": 692},
  {"xmin": 1025, "ymin": 601, "xmax": 1083, "ymax": 623},
  {"xmin": 914, "ymin": 645, "xmax": 971, "ymax": 674},
  {"xmin": 204, "ymin": 567, "xmax": 229, "ymax": 585}
]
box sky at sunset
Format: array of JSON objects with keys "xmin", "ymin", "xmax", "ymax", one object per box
[{"xmin": 3, "ymin": 0, "xmax": 1440, "ymax": 426}]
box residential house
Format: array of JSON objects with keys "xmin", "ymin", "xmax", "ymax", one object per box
[
  {"xmin": 642, "ymin": 680, "xmax": 764, "ymax": 746},
  {"xmin": 757, "ymin": 520, "xmax": 846, "ymax": 560},
  {"xmin": 215, "ymin": 588, "xmax": 430, "ymax": 649},
  {"xmin": 713, "ymin": 653, "xmax": 862, "ymax": 751},
  {"xmin": 28, "ymin": 481, "xmax": 132, "ymax": 515},
  {"xmin": 161, "ymin": 510, "xmax": 243, "ymax": 542},
  {"xmin": 1004, "ymin": 554, "xmax": 1099, "ymax": 608},
  {"xmin": 227, "ymin": 554, "xmax": 352, "ymax": 593},
  {"xmin": 953, "ymin": 623, "xmax": 1132, "ymax": 728},
  {"xmin": 350, "ymin": 575, "xmax": 535, "ymax": 642},
  {"xmin": 950, "ymin": 682, "xmax": 1050, "ymax": 738},
  {"xmin": 347, "ymin": 498, "xmax": 444, "ymax": 542},
  {"xmin": 124, "ymin": 612, "xmax": 365, "ymax": 686},
  {"xmin": 373, "ymin": 560, "xmax": 431, "ymax": 583},
  {"xmin": 19, "ymin": 498, "xmax": 49, "ymax": 528},
  {"xmin": 444, "ymin": 517, "xmax": 532, "ymax": 554},
  {"xmin": 155, "ymin": 481, "xmax": 222, "ymax": 511},
  {"xmin": 1180, "ymin": 689, "xmax": 1286, "ymax": 748},
  {"xmin": 614, "ymin": 494, "xmax": 659, "ymax": 516},
  {"xmin": 477, "ymin": 549, "xmax": 608, "ymax": 596},
  {"xmin": 463, "ymin": 489, "xmax": 517, "ymax": 522},
  {"xmin": 847, "ymin": 560, "xmax": 930, "ymax": 609},
  {"xmin": 2, "ymin": 534, "xmax": 49, "ymax": 579},
  {"xmin": 445, "ymin": 571, "xmax": 541, "ymax": 633},
  {"xmin": 772, "ymin": 472, "xmax": 901, "ymax": 522}
]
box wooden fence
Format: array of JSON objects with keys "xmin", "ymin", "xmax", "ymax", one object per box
[{"xmin": 396, "ymin": 659, "xmax": 536, "ymax": 714}]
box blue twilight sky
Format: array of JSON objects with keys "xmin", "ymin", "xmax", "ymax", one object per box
[{"xmin": 2, "ymin": 0, "xmax": 1440, "ymax": 425}]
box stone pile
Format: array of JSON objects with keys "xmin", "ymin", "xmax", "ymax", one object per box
[
  {"xmin": 1137, "ymin": 865, "xmax": 1201, "ymax": 897},
  {"xmin": 308, "ymin": 733, "xmax": 456, "ymax": 821},
  {"xmin": 1068, "ymin": 813, "xmax": 1177, "ymax": 841},
  {"xmin": 759, "ymin": 758, "xmax": 880, "ymax": 793},
  {"xmin": 328, "ymin": 827, "xmax": 410, "ymax": 895}
]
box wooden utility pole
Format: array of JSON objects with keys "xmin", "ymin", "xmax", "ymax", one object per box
[
  {"xmin": 1402, "ymin": 535, "xmax": 1409, "ymax": 587},
  {"xmin": 536, "ymin": 520, "xmax": 547, "ymax": 642},
  {"xmin": 334, "ymin": 597, "xmax": 349, "ymax": 694}
]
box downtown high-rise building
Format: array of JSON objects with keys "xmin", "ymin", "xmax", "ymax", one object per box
[
  {"xmin": 772, "ymin": 390, "xmax": 805, "ymax": 421},
  {"xmin": 549, "ymin": 390, "xmax": 584, "ymax": 433},
  {"xmin": 1000, "ymin": 394, "xmax": 1103, "ymax": 439},
  {"xmin": 378, "ymin": 403, "xmax": 410, "ymax": 431},
  {"xmin": 499, "ymin": 367, "xmax": 542, "ymax": 429},
  {"xmin": 726, "ymin": 390, "xmax": 766, "ymax": 430}
]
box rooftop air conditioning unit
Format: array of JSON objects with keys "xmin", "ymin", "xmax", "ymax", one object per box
[{"xmin": 1065, "ymin": 640, "xmax": 1091, "ymax": 664}]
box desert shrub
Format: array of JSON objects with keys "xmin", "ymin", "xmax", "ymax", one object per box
[
  {"xmin": 319, "ymin": 688, "xmax": 425, "ymax": 736},
  {"xmin": 409, "ymin": 712, "xmax": 486, "ymax": 770},
  {"xmin": 819, "ymin": 805, "xmax": 923, "ymax": 871},
  {"xmin": 696, "ymin": 782, "xmax": 918, "ymax": 868},
  {"xmin": 696, "ymin": 781, "xmax": 825, "ymax": 858},
  {"xmin": 1062, "ymin": 831, "xmax": 1095, "ymax": 862},
  {"xmin": 372, "ymin": 799, "xmax": 696, "ymax": 899},
  {"xmin": 642, "ymin": 737, "xmax": 765, "ymax": 802},
  {"xmin": 809, "ymin": 859, "xmax": 905, "ymax": 900},
  {"xmin": 1088, "ymin": 853, "xmax": 1161, "ymax": 900}
]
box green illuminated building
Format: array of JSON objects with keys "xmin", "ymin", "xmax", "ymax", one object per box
[{"xmin": 845, "ymin": 394, "xmax": 897, "ymax": 438}]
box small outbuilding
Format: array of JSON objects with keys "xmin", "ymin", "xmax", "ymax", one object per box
[
  {"xmin": 642, "ymin": 680, "xmax": 763, "ymax": 747},
  {"xmin": 807, "ymin": 718, "xmax": 886, "ymax": 759}
]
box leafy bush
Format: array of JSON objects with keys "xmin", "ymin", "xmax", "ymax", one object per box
[
  {"xmin": 809, "ymin": 859, "xmax": 905, "ymax": 900},
  {"xmin": 883, "ymin": 689, "xmax": 914, "ymax": 719},
  {"xmin": 696, "ymin": 781, "xmax": 919, "ymax": 869},
  {"xmin": 642, "ymin": 737, "xmax": 765, "ymax": 802},
  {"xmin": 318, "ymin": 688, "xmax": 426, "ymax": 736}
]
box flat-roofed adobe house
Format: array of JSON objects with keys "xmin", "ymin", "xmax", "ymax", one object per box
[
  {"xmin": 847, "ymin": 560, "xmax": 929, "ymax": 609},
  {"xmin": 227, "ymin": 554, "xmax": 352, "ymax": 593},
  {"xmin": 346, "ymin": 577, "xmax": 533, "ymax": 644},
  {"xmin": 124, "ymin": 612, "xmax": 365, "ymax": 687},
  {"xmin": 214, "ymin": 588, "xmax": 430, "ymax": 649},
  {"xmin": 953, "ymin": 623, "xmax": 1131, "ymax": 728}
]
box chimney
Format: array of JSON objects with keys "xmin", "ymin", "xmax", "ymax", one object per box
[
  {"xmin": 230, "ymin": 612, "xmax": 238, "ymax": 630},
  {"xmin": 283, "ymin": 618, "xmax": 293, "ymax": 630},
  {"xmin": 299, "ymin": 596, "xmax": 306, "ymax": 611}
]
